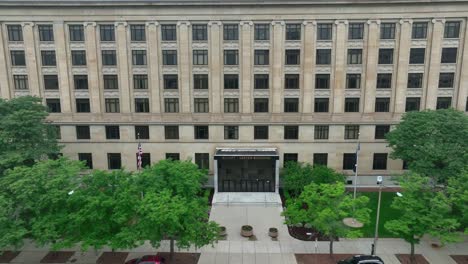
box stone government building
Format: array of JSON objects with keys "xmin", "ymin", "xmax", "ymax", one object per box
[{"xmin": 0, "ymin": 0, "xmax": 467, "ymax": 191}]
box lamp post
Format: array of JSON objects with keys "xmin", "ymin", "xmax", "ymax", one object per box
[{"xmin": 372, "ymin": 176, "xmax": 384, "ymax": 255}]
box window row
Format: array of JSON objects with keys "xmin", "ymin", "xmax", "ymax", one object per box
[{"xmin": 284, "ymin": 152, "xmax": 391, "ymax": 170}]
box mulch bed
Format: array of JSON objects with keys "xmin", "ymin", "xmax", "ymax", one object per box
[
  {"xmin": 451, "ymin": 255, "xmax": 468, "ymax": 264},
  {"xmin": 96, "ymin": 252, "xmax": 129, "ymax": 264},
  {"xmin": 396, "ymin": 254, "xmax": 430, "ymax": 264},
  {"xmin": 287, "ymin": 225, "xmax": 338, "ymax": 241},
  {"xmin": 295, "ymin": 253, "xmax": 356, "ymax": 264},
  {"xmin": 0, "ymin": 251, "xmax": 20, "ymax": 263},
  {"xmin": 40, "ymin": 251, "xmax": 75, "ymax": 263},
  {"xmin": 157, "ymin": 253, "xmax": 200, "ymax": 264}
]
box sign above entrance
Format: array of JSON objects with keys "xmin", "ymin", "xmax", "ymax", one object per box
[{"xmin": 214, "ymin": 147, "xmax": 279, "ymax": 158}]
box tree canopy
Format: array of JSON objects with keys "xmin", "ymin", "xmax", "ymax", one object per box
[{"xmin": 386, "ymin": 109, "xmax": 468, "ymax": 184}]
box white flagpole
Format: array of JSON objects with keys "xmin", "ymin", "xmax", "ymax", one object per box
[{"xmin": 353, "ymin": 135, "xmax": 360, "ymax": 201}]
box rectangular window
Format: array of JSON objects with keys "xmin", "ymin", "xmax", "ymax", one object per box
[
  {"xmin": 224, "ymin": 126, "xmax": 239, "ymax": 140},
  {"xmin": 164, "ymin": 98, "xmax": 179, "ymax": 113},
  {"xmin": 254, "ymin": 74, "xmax": 269, "ymax": 89},
  {"xmin": 107, "ymin": 153, "xmax": 122, "ymax": 170},
  {"xmin": 344, "ymin": 125, "xmax": 360, "ymax": 140},
  {"xmin": 436, "ymin": 97, "xmax": 452, "ymax": 109},
  {"xmin": 254, "ymin": 98, "xmax": 269, "ymax": 113},
  {"xmin": 130, "ymin": 24, "xmax": 146, "ymax": 41},
  {"xmin": 76, "ymin": 125, "xmax": 90, "ymax": 139},
  {"xmin": 105, "ymin": 98, "xmax": 120, "ymax": 113},
  {"xmin": 192, "ymin": 24, "xmax": 208, "ymax": 41},
  {"xmin": 314, "ymin": 153, "xmax": 328, "ymax": 166},
  {"xmin": 315, "ymin": 74, "xmax": 330, "ymax": 89},
  {"xmin": 7, "ymin": 25, "xmax": 23, "ymax": 41},
  {"xmin": 99, "ymin": 24, "xmax": 115, "ymax": 42},
  {"xmin": 254, "ymin": 126, "xmax": 269, "ymax": 140},
  {"xmin": 13, "ymin": 75, "xmax": 28, "ymax": 90},
  {"xmin": 441, "ymin": 48, "xmax": 457, "ymax": 63},
  {"xmin": 41, "ymin": 50, "xmax": 56, "ymax": 66},
  {"xmin": 412, "ymin": 22, "xmax": 428, "ymax": 39},
  {"xmin": 373, "ymin": 153, "xmax": 388, "ymax": 170},
  {"xmin": 438, "ymin": 73, "xmax": 454, "ymax": 88},
  {"xmin": 132, "ymin": 50, "xmax": 147, "ymax": 65},
  {"xmin": 409, "ymin": 48, "xmax": 425, "ymax": 64},
  {"xmin": 10, "ymin": 50, "xmax": 26, "ymax": 66},
  {"xmin": 105, "ymin": 125, "xmax": 120, "ymax": 139},
  {"xmin": 78, "ymin": 153, "xmax": 93, "ymax": 169},
  {"xmin": 164, "ymin": 74, "xmax": 178, "ymax": 89},
  {"xmin": 284, "ymin": 126, "xmax": 299, "ymax": 140},
  {"xmin": 195, "ymin": 153, "xmax": 210, "ymax": 170},
  {"xmin": 135, "ymin": 125, "xmax": 149, "ymax": 139},
  {"xmin": 224, "ymin": 50, "xmax": 239, "ymax": 65},
  {"xmin": 444, "ymin": 21, "xmax": 461, "ymax": 38},
  {"xmin": 75, "ymin": 98, "xmax": 90, "ymax": 113},
  {"xmin": 44, "ymin": 75, "xmax": 59, "ymax": 90},
  {"xmin": 102, "ymin": 50, "xmax": 117, "ymax": 66},
  {"xmin": 377, "ymin": 73, "xmax": 392, "ymax": 89},
  {"xmin": 135, "ymin": 98, "xmax": 150, "ymax": 113},
  {"xmin": 162, "ymin": 50, "xmax": 177, "ymax": 65},
  {"xmin": 380, "ymin": 23, "xmax": 395, "ymax": 39},
  {"xmin": 69, "ymin": 25, "xmax": 84, "ymax": 41},
  {"xmin": 133, "ymin": 74, "xmax": 148, "ymax": 89},
  {"xmin": 161, "ymin": 24, "xmax": 177, "ymax": 41},
  {"xmin": 137, "ymin": 153, "xmax": 151, "ymax": 168},
  {"xmin": 343, "ymin": 153, "xmax": 356, "ymax": 170},
  {"xmin": 223, "ymin": 24, "xmax": 239, "ymax": 41},
  {"xmin": 286, "ymin": 24, "xmax": 301, "ymax": 40},
  {"xmin": 316, "ymin": 49, "xmax": 331, "ymax": 65},
  {"xmin": 71, "ymin": 50, "xmax": 86, "ymax": 66},
  {"xmin": 345, "ymin": 98, "xmax": 360, "ymax": 112},
  {"xmin": 166, "ymin": 153, "xmax": 180, "ymax": 161},
  {"xmin": 224, "ymin": 74, "xmax": 239, "ymax": 89},
  {"xmin": 46, "ymin": 99, "xmax": 61, "ymax": 113},
  {"xmin": 346, "ymin": 74, "xmax": 361, "ymax": 89},
  {"xmin": 375, "ymin": 125, "xmax": 390, "ymax": 139},
  {"xmin": 348, "ymin": 23, "xmax": 364, "ymax": 40},
  {"xmin": 38, "ymin": 25, "xmax": 54, "ymax": 42},
  {"xmin": 378, "ymin": 49, "xmax": 394, "ymax": 64},
  {"xmin": 194, "ymin": 98, "xmax": 209, "ymax": 113},
  {"xmin": 284, "ymin": 98, "xmax": 299, "ymax": 112},
  {"xmin": 254, "ymin": 24, "xmax": 270, "ymax": 40},
  {"xmin": 375, "ymin": 97, "xmax": 390, "ymax": 112},
  {"xmin": 224, "ymin": 98, "xmax": 239, "ymax": 113},
  {"xmin": 285, "ymin": 74, "xmax": 299, "ymax": 89},
  {"xmin": 193, "ymin": 50, "xmax": 208, "ymax": 65},
  {"xmin": 317, "ymin": 23, "xmax": 332, "ymax": 40},
  {"xmin": 194, "ymin": 125, "xmax": 209, "ymax": 139},
  {"xmin": 314, "ymin": 98, "xmax": 329, "ymax": 113},
  {"xmin": 194, "ymin": 74, "xmax": 209, "ymax": 89},
  {"xmin": 347, "ymin": 49, "xmax": 362, "ymax": 64},
  {"xmin": 407, "ymin": 73, "xmax": 423, "ymax": 88},
  {"xmin": 103, "ymin": 75, "xmax": 118, "ymax": 89},
  {"xmin": 285, "ymin": 49, "xmax": 300, "ymax": 65},
  {"xmin": 165, "ymin": 126, "xmax": 179, "ymax": 139},
  {"xmin": 74, "ymin": 75, "xmax": 88, "ymax": 90},
  {"xmin": 254, "ymin": 50, "xmax": 269, "ymax": 65},
  {"xmin": 405, "ymin": 97, "xmax": 421, "ymax": 112},
  {"xmin": 403, "ymin": 160, "xmax": 409, "ymax": 170},
  {"xmin": 314, "ymin": 125, "xmax": 329, "ymax": 140},
  {"xmin": 284, "ymin": 153, "xmax": 298, "ymax": 164}
]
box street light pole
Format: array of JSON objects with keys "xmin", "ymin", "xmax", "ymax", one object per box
[
  {"xmin": 372, "ymin": 181, "xmax": 383, "ymax": 255},
  {"xmin": 353, "ymin": 137, "xmax": 360, "ymax": 201}
]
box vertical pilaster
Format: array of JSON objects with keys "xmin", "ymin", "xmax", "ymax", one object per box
[
  {"xmin": 332, "ymin": 20, "xmax": 348, "ymax": 113},
  {"xmin": 302, "ymin": 21, "xmax": 316, "ymax": 113},
  {"xmin": 84, "ymin": 22, "xmax": 101, "ymax": 113},
  {"xmin": 0, "ymin": 24, "xmax": 11, "ymax": 99},
  {"xmin": 457, "ymin": 19, "xmax": 468, "ymax": 111},
  {"xmin": 177, "ymin": 21, "xmax": 191, "ymax": 113},
  {"xmin": 394, "ymin": 19, "xmax": 413, "ymax": 113},
  {"xmin": 272, "ymin": 21, "xmax": 284, "ymax": 113},
  {"xmin": 147, "ymin": 21, "xmax": 161, "ymax": 113},
  {"xmin": 425, "ymin": 18, "xmax": 446, "ymax": 110},
  {"xmin": 240, "ymin": 21, "xmax": 253, "ymax": 113},
  {"xmin": 22, "ymin": 22, "xmax": 40, "ymax": 97},
  {"xmin": 363, "ymin": 20, "xmax": 380, "ymax": 113},
  {"xmin": 115, "ymin": 22, "xmax": 130, "ymax": 113},
  {"xmin": 54, "ymin": 22, "xmax": 72, "ymax": 113},
  {"xmin": 209, "ymin": 21, "xmax": 222, "ymax": 113}
]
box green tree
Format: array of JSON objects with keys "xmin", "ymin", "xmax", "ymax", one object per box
[
  {"xmin": 282, "ymin": 182, "xmax": 370, "ymax": 254},
  {"xmin": 311, "ymin": 165, "xmax": 346, "ymax": 185},
  {"xmin": 447, "ymin": 169, "xmax": 468, "ymax": 233},
  {"xmin": 386, "ymin": 109, "xmax": 468, "ymax": 184},
  {"xmin": 0, "ymin": 96, "xmax": 61, "ymax": 175},
  {"xmin": 385, "ymin": 174, "xmax": 460, "ymax": 262}
]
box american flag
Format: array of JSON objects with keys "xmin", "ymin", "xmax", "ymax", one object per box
[{"xmin": 137, "ymin": 142, "xmax": 143, "ymax": 170}]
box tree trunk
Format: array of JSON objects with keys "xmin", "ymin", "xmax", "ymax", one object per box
[
  {"xmin": 170, "ymin": 238, "xmax": 175, "ymax": 259},
  {"xmin": 410, "ymin": 242, "xmax": 415, "ymax": 264},
  {"xmin": 329, "ymin": 239, "xmax": 334, "ymax": 255}
]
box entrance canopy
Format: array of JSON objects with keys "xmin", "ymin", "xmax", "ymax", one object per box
[{"xmin": 214, "ymin": 147, "xmax": 279, "ymax": 159}]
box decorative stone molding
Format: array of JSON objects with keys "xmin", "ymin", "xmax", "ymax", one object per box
[
  {"xmin": 284, "ymin": 90, "xmax": 300, "ymax": 97},
  {"xmin": 271, "ymin": 21, "xmax": 285, "ymax": 26},
  {"xmin": 162, "ymin": 66, "xmax": 178, "ymax": 74},
  {"xmin": 114, "ymin": 21, "xmax": 128, "ymax": 27},
  {"xmin": 375, "ymin": 89, "xmax": 392, "ymax": 97},
  {"xmin": 284, "ymin": 66, "xmax": 301, "ymax": 73},
  {"xmin": 442, "ymin": 39, "xmax": 460, "ymax": 47},
  {"xmin": 193, "ymin": 90, "xmax": 209, "ymax": 97},
  {"xmin": 39, "ymin": 43, "xmax": 55, "ymax": 49},
  {"xmin": 348, "ymin": 40, "xmax": 363, "ymax": 48},
  {"xmin": 14, "ymin": 90, "xmax": 30, "ymax": 97},
  {"xmin": 74, "ymin": 90, "xmax": 90, "ymax": 98},
  {"xmin": 240, "ymin": 21, "xmax": 253, "ymax": 26},
  {"xmin": 253, "ymin": 41, "xmax": 270, "ymax": 49},
  {"xmin": 367, "ymin": 19, "xmax": 381, "ymax": 25},
  {"xmin": 100, "ymin": 42, "xmax": 117, "ymax": 49},
  {"xmin": 161, "ymin": 42, "xmax": 178, "ymax": 49},
  {"xmin": 8, "ymin": 43, "xmax": 25, "ymax": 49},
  {"xmin": 344, "ymin": 89, "xmax": 361, "ymax": 97},
  {"xmin": 130, "ymin": 42, "xmax": 147, "ymax": 49},
  {"xmin": 253, "ymin": 66, "xmax": 269, "ymax": 74},
  {"xmin": 314, "ymin": 90, "xmax": 331, "ymax": 97},
  {"xmin": 440, "ymin": 63, "xmax": 457, "ymax": 72},
  {"xmin": 177, "ymin": 21, "xmax": 191, "ymax": 27},
  {"xmin": 316, "ymin": 41, "xmax": 332, "ymax": 48},
  {"xmin": 134, "ymin": 91, "xmax": 149, "ymax": 97},
  {"xmin": 437, "ymin": 88, "xmax": 454, "ymax": 96},
  {"xmin": 432, "ymin": 18, "xmax": 446, "ymax": 24},
  {"xmin": 223, "ymin": 42, "xmax": 239, "ymax": 49},
  {"xmin": 70, "ymin": 42, "xmax": 86, "ymax": 49},
  {"xmin": 315, "ymin": 66, "xmax": 331, "ymax": 74},
  {"xmin": 335, "ymin": 20, "xmax": 348, "ymax": 25},
  {"xmin": 303, "ymin": 20, "xmax": 317, "ymax": 26},
  {"xmin": 223, "ymin": 66, "xmax": 240, "ymax": 73},
  {"xmin": 192, "ymin": 42, "xmax": 209, "ymax": 49},
  {"xmin": 411, "ymin": 40, "xmax": 427, "ymax": 48},
  {"xmin": 406, "ymin": 88, "xmax": 423, "ymax": 96},
  {"xmin": 11, "ymin": 67, "xmax": 27, "ymax": 74},
  {"xmin": 83, "ymin": 22, "xmax": 97, "ymax": 27},
  {"xmin": 408, "ymin": 65, "xmax": 425, "ymax": 72},
  {"xmin": 223, "ymin": 90, "xmax": 240, "ymax": 97},
  {"xmin": 379, "ymin": 40, "xmax": 395, "ymax": 48},
  {"xmin": 102, "ymin": 67, "xmax": 118, "ymax": 74},
  {"xmin": 347, "ymin": 65, "xmax": 362, "ymax": 73},
  {"xmin": 253, "ymin": 90, "xmax": 269, "ymax": 97},
  {"xmin": 284, "ymin": 41, "xmax": 301, "ymax": 49},
  {"xmin": 377, "ymin": 65, "xmax": 394, "ymax": 73},
  {"xmin": 21, "ymin": 22, "xmax": 34, "ymax": 27},
  {"xmin": 145, "ymin": 21, "xmax": 159, "ymax": 27},
  {"xmin": 72, "ymin": 67, "xmax": 88, "ymax": 74},
  {"xmin": 208, "ymin": 21, "xmax": 222, "ymax": 27},
  {"xmin": 163, "ymin": 91, "xmax": 179, "ymax": 97},
  {"xmin": 44, "ymin": 91, "xmax": 60, "ymax": 98},
  {"xmin": 399, "ymin": 18, "xmax": 413, "ymax": 25},
  {"xmin": 103, "ymin": 90, "xmax": 120, "ymax": 97},
  {"xmin": 42, "ymin": 67, "xmax": 58, "ymax": 74},
  {"xmin": 192, "ymin": 66, "xmax": 209, "ymax": 73},
  {"xmin": 132, "ymin": 67, "xmax": 148, "ymax": 74}
]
